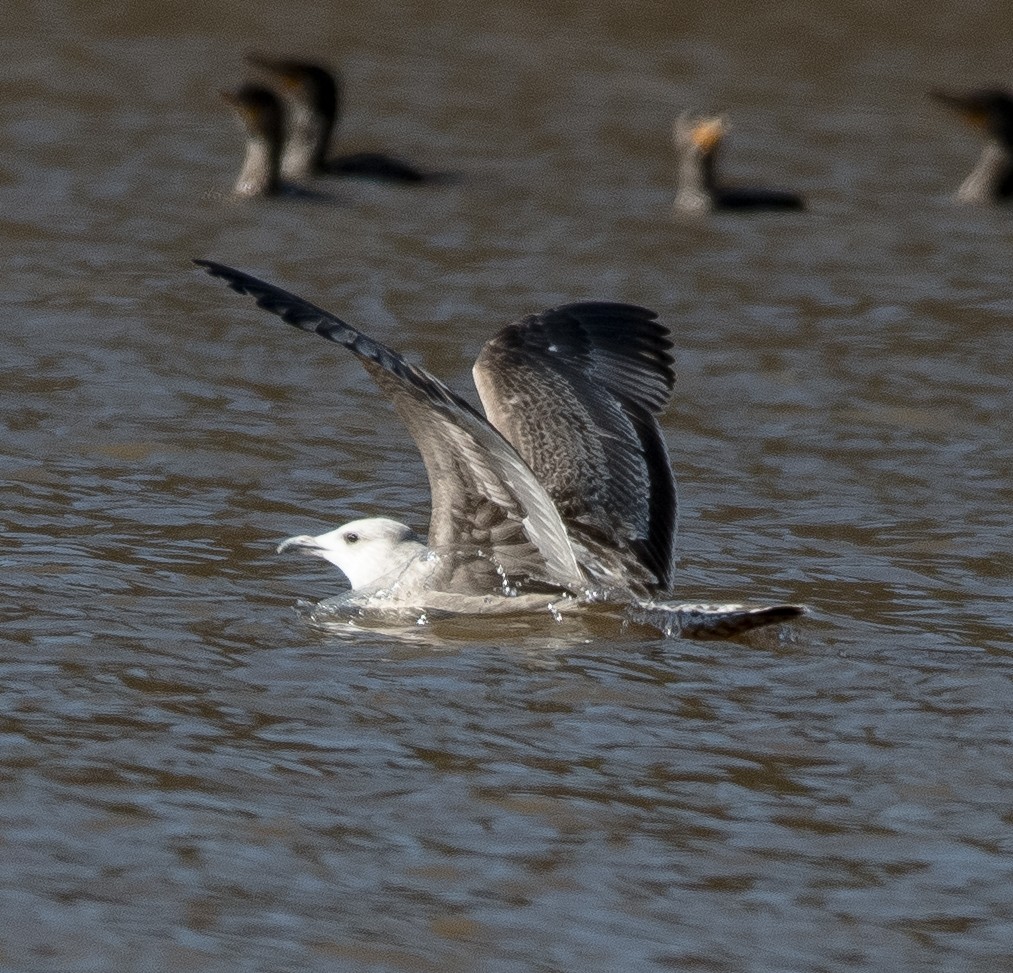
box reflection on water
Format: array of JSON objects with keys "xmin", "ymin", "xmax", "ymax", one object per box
[{"xmin": 3, "ymin": 0, "xmax": 1013, "ymax": 970}]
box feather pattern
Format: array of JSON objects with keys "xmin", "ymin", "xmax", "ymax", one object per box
[
  {"xmin": 194, "ymin": 260, "xmax": 584, "ymax": 592},
  {"xmin": 474, "ymin": 302, "xmax": 678, "ymax": 592},
  {"xmin": 195, "ymin": 261, "xmax": 679, "ymax": 597}
]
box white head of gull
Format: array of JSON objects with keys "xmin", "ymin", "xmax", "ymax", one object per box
[
  {"xmin": 276, "ymin": 517, "xmax": 426, "ymax": 590},
  {"xmin": 194, "ymin": 260, "xmax": 805, "ymax": 636}
]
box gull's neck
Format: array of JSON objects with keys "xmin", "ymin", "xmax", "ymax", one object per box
[{"xmin": 348, "ymin": 538, "xmax": 426, "ymax": 590}]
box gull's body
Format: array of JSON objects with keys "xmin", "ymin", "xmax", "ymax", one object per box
[
  {"xmin": 249, "ymin": 57, "xmax": 437, "ymax": 184},
  {"xmin": 931, "ymin": 88, "xmax": 1013, "ymax": 203},
  {"xmin": 195, "ymin": 261, "xmax": 804, "ymax": 637},
  {"xmin": 672, "ymin": 114, "xmax": 804, "ymax": 214}
]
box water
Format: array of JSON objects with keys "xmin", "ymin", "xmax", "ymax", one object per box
[{"xmin": 2, "ymin": 0, "xmax": 1012, "ymax": 970}]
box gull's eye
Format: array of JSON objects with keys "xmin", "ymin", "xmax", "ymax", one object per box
[{"xmin": 344, "ymin": 532, "xmax": 359, "ymax": 544}]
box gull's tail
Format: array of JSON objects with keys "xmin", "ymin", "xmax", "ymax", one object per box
[{"xmin": 637, "ymin": 602, "xmax": 806, "ymax": 639}]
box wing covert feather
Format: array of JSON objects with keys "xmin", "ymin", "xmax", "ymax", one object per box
[{"xmin": 473, "ymin": 301, "xmax": 678, "ymax": 593}]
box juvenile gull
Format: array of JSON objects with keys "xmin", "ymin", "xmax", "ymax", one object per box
[{"xmin": 194, "ymin": 260, "xmax": 804, "ymax": 636}]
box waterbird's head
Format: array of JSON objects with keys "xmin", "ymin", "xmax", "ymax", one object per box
[
  {"xmin": 221, "ymin": 84, "xmax": 285, "ymax": 144},
  {"xmin": 246, "ymin": 55, "xmax": 339, "ymax": 120},
  {"xmin": 930, "ymin": 87, "xmax": 1013, "ymax": 144},
  {"xmin": 277, "ymin": 517, "xmax": 426, "ymax": 590},
  {"xmin": 673, "ymin": 113, "xmax": 727, "ymax": 157}
]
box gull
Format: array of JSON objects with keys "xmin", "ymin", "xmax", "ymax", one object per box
[{"xmin": 194, "ymin": 260, "xmax": 805, "ymax": 637}]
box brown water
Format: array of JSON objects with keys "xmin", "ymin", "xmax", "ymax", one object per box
[{"xmin": 3, "ymin": 1, "xmax": 1012, "ymax": 970}]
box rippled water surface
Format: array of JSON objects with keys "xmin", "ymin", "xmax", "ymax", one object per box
[{"xmin": 3, "ymin": 1, "xmax": 1012, "ymax": 971}]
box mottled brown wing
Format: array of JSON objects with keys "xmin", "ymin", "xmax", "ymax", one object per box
[
  {"xmin": 194, "ymin": 261, "xmax": 584, "ymax": 593},
  {"xmin": 473, "ymin": 301, "xmax": 678, "ymax": 594}
]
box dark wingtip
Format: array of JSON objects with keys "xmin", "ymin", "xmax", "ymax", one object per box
[
  {"xmin": 192, "ymin": 259, "xmax": 271, "ymax": 304},
  {"xmin": 193, "ymin": 258, "xmax": 235, "ymax": 280},
  {"xmin": 190, "ymin": 259, "xmax": 361, "ymax": 346}
]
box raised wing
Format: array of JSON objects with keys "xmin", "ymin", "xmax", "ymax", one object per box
[
  {"xmin": 473, "ymin": 301, "xmax": 678, "ymax": 594},
  {"xmin": 194, "ymin": 261, "xmax": 585, "ymax": 593}
]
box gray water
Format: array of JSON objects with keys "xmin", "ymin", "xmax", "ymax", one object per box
[{"xmin": 3, "ymin": 1, "xmax": 1012, "ymax": 971}]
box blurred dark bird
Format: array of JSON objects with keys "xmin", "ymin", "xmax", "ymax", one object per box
[
  {"xmin": 672, "ymin": 114, "xmax": 804, "ymax": 214},
  {"xmin": 248, "ymin": 56, "xmax": 442, "ymax": 184},
  {"xmin": 931, "ymin": 87, "xmax": 1013, "ymax": 203},
  {"xmin": 221, "ymin": 84, "xmax": 285, "ymax": 197}
]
